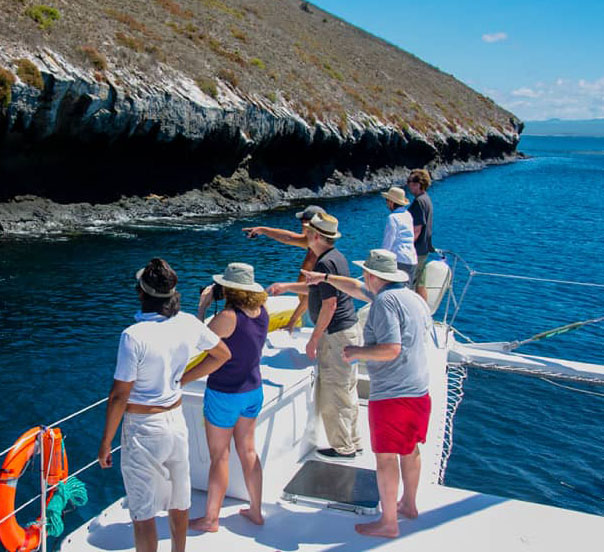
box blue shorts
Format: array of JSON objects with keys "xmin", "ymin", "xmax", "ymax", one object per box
[{"xmin": 203, "ymin": 386, "xmax": 264, "ymax": 428}]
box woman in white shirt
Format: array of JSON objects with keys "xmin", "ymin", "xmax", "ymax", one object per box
[
  {"xmin": 381, "ymin": 186, "xmax": 418, "ymax": 285},
  {"xmin": 98, "ymin": 258, "xmax": 230, "ymax": 552}
]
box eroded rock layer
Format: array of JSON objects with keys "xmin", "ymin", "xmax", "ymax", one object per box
[{"xmin": 0, "ymin": 0, "xmax": 522, "ymax": 235}]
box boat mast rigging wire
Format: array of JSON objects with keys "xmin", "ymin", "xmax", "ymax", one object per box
[
  {"xmin": 455, "ymin": 361, "xmax": 604, "ymax": 387},
  {"xmin": 435, "ymin": 249, "xmax": 604, "ymax": 350},
  {"xmin": 539, "ymin": 377, "xmax": 604, "ymax": 397}
]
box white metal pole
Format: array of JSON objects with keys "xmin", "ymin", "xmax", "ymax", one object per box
[{"xmin": 39, "ymin": 430, "xmax": 47, "ymax": 552}]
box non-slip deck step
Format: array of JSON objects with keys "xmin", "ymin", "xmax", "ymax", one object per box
[{"xmin": 282, "ymin": 460, "xmax": 379, "ymax": 515}]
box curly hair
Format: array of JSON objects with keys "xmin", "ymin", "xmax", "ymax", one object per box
[
  {"xmin": 224, "ymin": 287, "xmax": 268, "ymax": 310},
  {"xmin": 408, "ymin": 168, "xmax": 432, "ymax": 191},
  {"xmin": 138, "ymin": 258, "xmax": 181, "ymax": 318}
]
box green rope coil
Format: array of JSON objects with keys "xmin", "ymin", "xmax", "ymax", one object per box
[{"xmin": 46, "ymin": 477, "xmax": 88, "ymax": 537}]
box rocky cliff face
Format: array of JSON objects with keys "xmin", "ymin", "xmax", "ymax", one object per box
[{"xmin": 0, "ymin": 0, "xmax": 522, "ymax": 235}]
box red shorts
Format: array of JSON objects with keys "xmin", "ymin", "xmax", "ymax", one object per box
[{"xmin": 368, "ymin": 394, "xmax": 431, "ymax": 455}]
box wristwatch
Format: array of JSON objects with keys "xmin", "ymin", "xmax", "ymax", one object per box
[{"xmin": 324, "ymin": 273, "xmax": 329, "ymax": 282}]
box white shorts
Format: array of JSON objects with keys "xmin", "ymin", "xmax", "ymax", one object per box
[{"xmin": 120, "ymin": 406, "xmax": 191, "ymax": 521}]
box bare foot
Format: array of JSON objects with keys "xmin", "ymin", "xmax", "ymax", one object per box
[
  {"xmin": 397, "ymin": 500, "xmax": 418, "ymax": 519},
  {"xmin": 355, "ymin": 519, "xmax": 399, "ymax": 538},
  {"xmin": 188, "ymin": 516, "xmax": 219, "ymax": 533},
  {"xmin": 239, "ymin": 508, "xmax": 265, "ymax": 525}
]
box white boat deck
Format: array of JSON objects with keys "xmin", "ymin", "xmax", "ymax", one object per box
[
  {"xmin": 63, "ymin": 409, "xmax": 602, "ymax": 552},
  {"xmin": 60, "ymin": 308, "xmax": 603, "ymax": 552},
  {"xmin": 71, "ymin": 472, "xmax": 601, "ymax": 552}
]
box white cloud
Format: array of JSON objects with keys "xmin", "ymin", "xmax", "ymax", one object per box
[
  {"xmin": 486, "ymin": 76, "xmax": 604, "ymax": 120},
  {"xmin": 511, "ymin": 87, "xmax": 542, "ymax": 99},
  {"xmin": 482, "ymin": 32, "xmax": 508, "ymax": 43},
  {"xmin": 507, "ymin": 100, "xmax": 531, "ymax": 108},
  {"xmin": 578, "ymin": 78, "xmax": 604, "ymax": 92}
]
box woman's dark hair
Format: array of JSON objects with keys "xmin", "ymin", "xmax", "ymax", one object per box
[{"xmin": 138, "ymin": 258, "xmax": 181, "ymax": 317}]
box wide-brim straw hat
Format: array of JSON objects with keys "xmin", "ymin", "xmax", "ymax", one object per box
[
  {"xmin": 307, "ymin": 212, "xmax": 342, "ymax": 239},
  {"xmin": 381, "ymin": 186, "xmax": 410, "ymax": 206},
  {"xmin": 353, "ymin": 249, "xmax": 409, "ymax": 283},
  {"xmin": 213, "ymin": 262, "xmax": 264, "ymax": 292}
]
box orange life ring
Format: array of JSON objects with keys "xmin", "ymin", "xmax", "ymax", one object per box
[{"xmin": 0, "ymin": 427, "xmax": 68, "ymax": 552}]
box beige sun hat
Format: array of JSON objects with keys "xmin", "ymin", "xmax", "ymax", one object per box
[
  {"xmin": 213, "ymin": 262, "xmax": 264, "ymax": 292},
  {"xmin": 353, "ymin": 249, "xmax": 409, "ymax": 283},
  {"xmin": 381, "ymin": 186, "xmax": 410, "ymax": 206},
  {"xmin": 307, "ymin": 212, "xmax": 341, "ymax": 239}
]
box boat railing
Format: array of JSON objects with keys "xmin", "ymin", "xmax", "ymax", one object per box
[
  {"xmin": 434, "ymin": 248, "xmax": 604, "ymax": 346},
  {"xmin": 433, "ymin": 249, "xmax": 604, "ymax": 484},
  {"xmin": 0, "ymin": 397, "xmax": 120, "ymax": 552}
]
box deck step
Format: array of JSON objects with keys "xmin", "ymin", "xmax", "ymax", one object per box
[{"xmin": 282, "ymin": 460, "xmax": 379, "ymax": 515}]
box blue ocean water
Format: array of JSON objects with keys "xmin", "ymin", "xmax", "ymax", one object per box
[{"xmin": 0, "ymin": 135, "xmax": 602, "ymax": 542}]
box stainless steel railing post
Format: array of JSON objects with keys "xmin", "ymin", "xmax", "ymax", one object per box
[{"xmin": 39, "ymin": 429, "xmax": 47, "ymax": 552}]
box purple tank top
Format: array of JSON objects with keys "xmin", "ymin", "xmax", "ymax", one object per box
[{"xmin": 207, "ymin": 306, "xmax": 269, "ymax": 393}]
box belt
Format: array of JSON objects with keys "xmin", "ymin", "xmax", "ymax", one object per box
[
  {"xmin": 126, "ymin": 397, "xmax": 182, "ymax": 415},
  {"xmin": 326, "ymin": 321, "xmax": 358, "ymax": 335}
]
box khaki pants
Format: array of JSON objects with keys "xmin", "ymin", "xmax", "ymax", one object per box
[
  {"xmin": 316, "ymin": 324, "xmax": 362, "ymax": 455},
  {"xmin": 415, "ymin": 254, "xmax": 428, "ymax": 288}
]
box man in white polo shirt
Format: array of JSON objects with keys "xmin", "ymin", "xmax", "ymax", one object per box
[{"xmin": 98, "ymin": 258, "xmax": 230, "ymax": 552}]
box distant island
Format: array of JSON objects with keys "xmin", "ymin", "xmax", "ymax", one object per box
[{"xmin": 523, "ymin": 119, "xmax": 604, "ymax": 137}]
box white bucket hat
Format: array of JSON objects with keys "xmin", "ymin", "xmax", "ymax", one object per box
[
  {"xmin": 307, "ymin": 212, "xmax": 341, "ymax": 239},
  {"xmin": 353, "ymin": 249, "xmax": 409, "ymax": 283},
  {"xmin": 381, "ymin": 186, "xmax": 410, "ymax": 206},
  {"xmin": 213, "ymin": 262, "xmax": 264, "ymax": 292}
]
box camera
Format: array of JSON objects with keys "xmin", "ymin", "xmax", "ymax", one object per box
[{"xmin": 200, "ymin": 283, "xmax": 224, "ymax": 301}]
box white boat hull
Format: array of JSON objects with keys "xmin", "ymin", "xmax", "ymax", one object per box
[{"xmin": 59, "ymin": 303, "xmax": 603, "ymax": 552}]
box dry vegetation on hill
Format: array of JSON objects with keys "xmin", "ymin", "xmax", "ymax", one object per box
[{"xmin": 0, "ymin": 0, "xmax": 518, "ymax": 136}]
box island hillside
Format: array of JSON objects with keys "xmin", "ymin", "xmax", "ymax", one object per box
[{"xmin": 0, "ymin": 0, "xmax": 522, "ymax": 234}]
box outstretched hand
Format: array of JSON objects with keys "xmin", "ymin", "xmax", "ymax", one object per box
[
  {"xmin": 242, "ymin": 227, "xmax": 263, "ymax": 239},
  {"xmin": 267, "ymin": 283, "xmax": 287, "ymax": 296},
  {"xmin": 301, "ymin": 269, "xmax": 325, "ymax": 286}
]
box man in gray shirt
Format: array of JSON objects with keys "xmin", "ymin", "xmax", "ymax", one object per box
[{"xmin": 302, "ymin": 249, "xmax": 432, "ymax": 539}]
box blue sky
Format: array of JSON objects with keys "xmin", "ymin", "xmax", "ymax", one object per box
[{"xmin": 313, "ymin": 0, "xmax": 604, "ymax": 121}]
